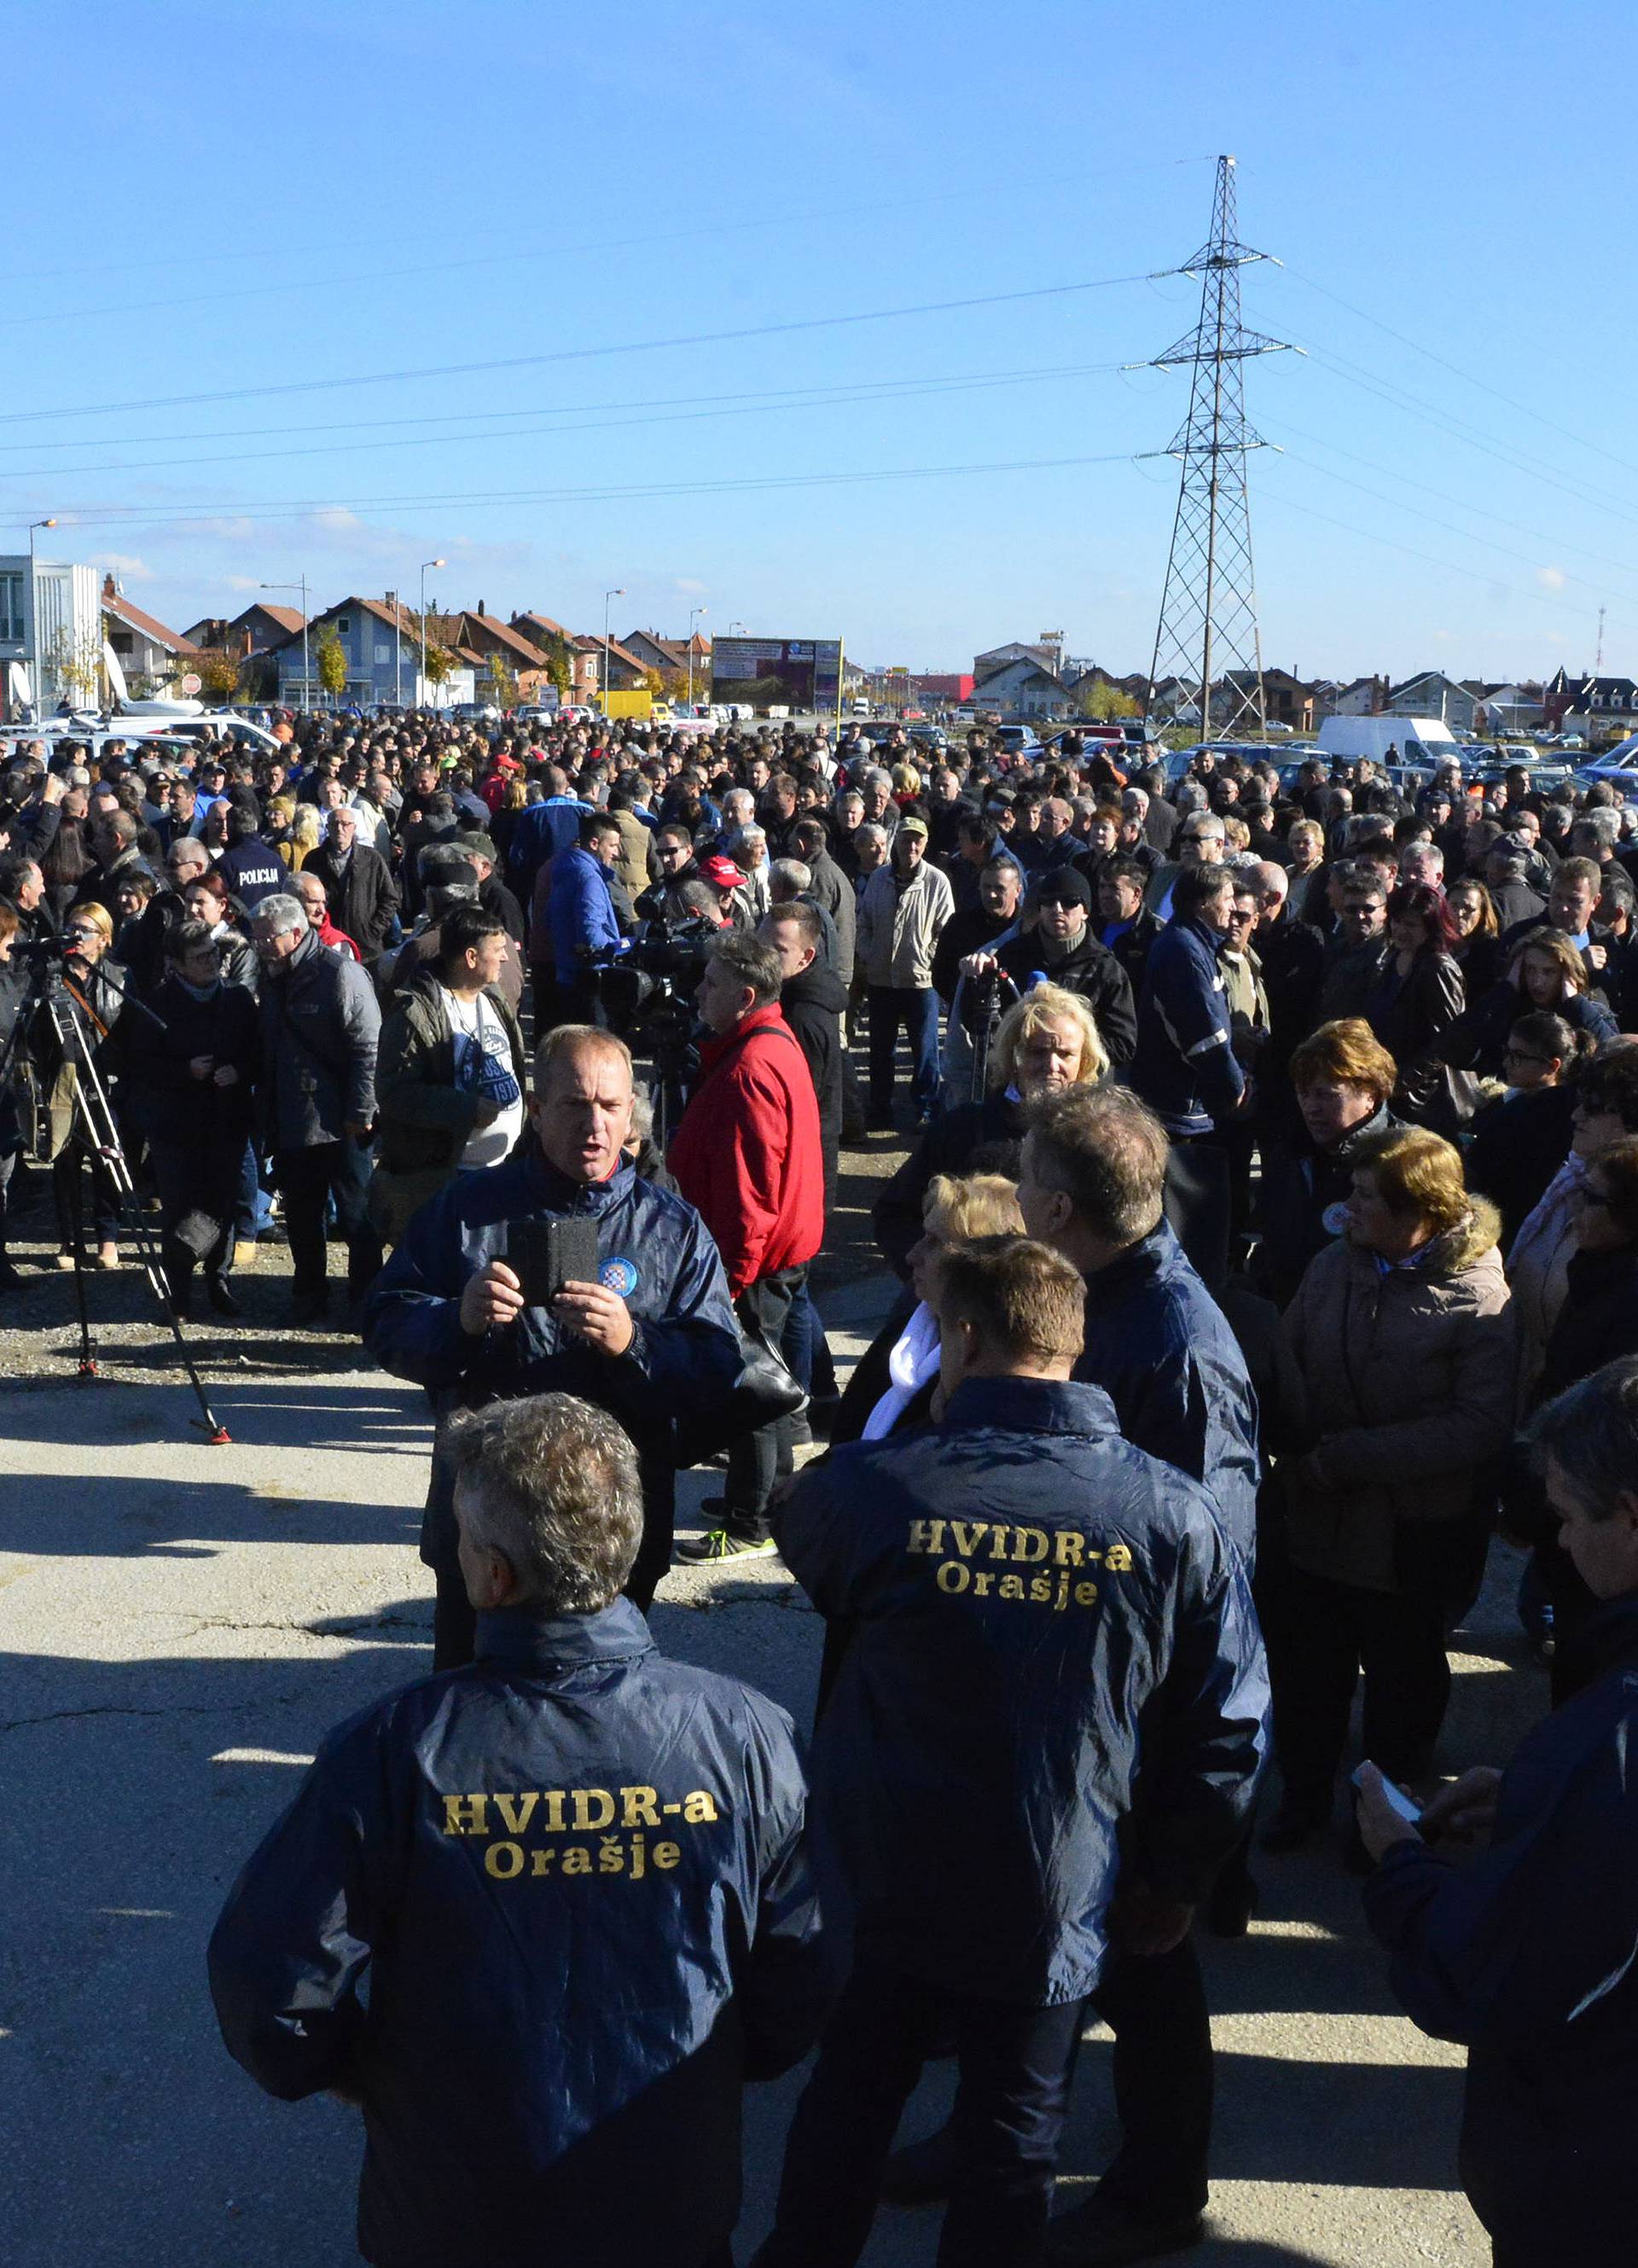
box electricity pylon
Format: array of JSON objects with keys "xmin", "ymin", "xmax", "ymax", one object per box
[{"xmin": 1143, "ymin": 154, "xmax": 1293, "ymax": 741}]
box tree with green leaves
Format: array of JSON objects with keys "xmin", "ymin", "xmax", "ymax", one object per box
[
  {"xmin": 484, "ymin": 651, "xmax": 515, "ymax": 712},
  {"xmin": 1077, "ymin": 677, "xmax": 1140, "ymax": 722},
  {"xmin": 421, "ymin": 642, "xmax": 454, "ymax": 702},
  {"xmin": 542, "ymin": 631, "xmax": 574, "ymax": 698},
  {"xmin": 314, "ymin": 622, "xmax": 348, "ymax": 706}
]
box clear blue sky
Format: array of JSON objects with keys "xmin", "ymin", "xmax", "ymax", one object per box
[{"xmin": 7, "ymin": 0, "xmax": 1635, "ymax": 683}]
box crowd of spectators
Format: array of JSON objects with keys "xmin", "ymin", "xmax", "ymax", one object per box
[{"xmin": 3, "ymin": 705, "xmax": 1637, "ymax": 2263}]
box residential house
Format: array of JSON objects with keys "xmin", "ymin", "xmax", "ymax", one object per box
[
  {"xmin": 973, "ymin": 656, "xmax": 1072, "ymax": 719},
  {"xmin": 268, "ymin": 596, "xmax": 474, "ymax": 709},
  {"xmin": 101, "ymin": 575, "xmax": 200, "ymax": 695},
  {"xmin": 973, "ymin": 639, "xmax": 1063, "ymax": 680},
  {"xmin": 1387, "ymin": 672, "xmax": 1478, "ymax": 730},
  {"xmin": 1471, "ymin": 681, "xmax": 1544, "ymax": 735},
  {"xmin": 1543, "ymin": 671, "xmax": 1638, "ymax": 740},
  {"xmin": 1324, "ymin": 675, "xmax": 1390, "ymax": 717},
  {"xmin": 511, "ymin": 614, "xmax": 603, "ymax": 706},
  {"xmin": 181, "ymin": 601, "xmax": 305, "ymax": 655},
  {"xmin": 449, "ymin": 606, "xmax": 550, "ymax": 701},
  {"xmin": 1211, "ymin": 667, "xmax": 1316, "ymax": 732}
]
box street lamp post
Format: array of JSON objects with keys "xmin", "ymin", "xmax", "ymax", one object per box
[
  {"xmin": 260, "ymin": 576, "xmax": 310, "ymax": 712},
  {"xmin": 419, "ymin": 558, "xmax": 445, "ymax": 708},
  {"xmin": 27, "ymin": 518, "xmax": 55, "ymax": 719},
  {"xmin": 603, "ymin": 587, "xmax": 624, "ymax": 707},
  {"xmin": 688, "ymin": 604, "xmax": 707, "ymax": 711}
]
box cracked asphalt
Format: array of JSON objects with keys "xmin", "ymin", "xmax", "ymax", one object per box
[{"xmin": 0, "ymin": 1135, "xmax": 1532, "ymax": 2266}]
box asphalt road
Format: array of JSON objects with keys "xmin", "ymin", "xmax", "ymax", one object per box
[{"xmin": 0, "ymin": 1287, "xmax": 1536, "ymax": 2265}]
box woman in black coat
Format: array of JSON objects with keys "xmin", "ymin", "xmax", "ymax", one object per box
[
  {"xmin": 1363, "ymin": 881, "xmax": 1471, "ymax": 1132},
  {"xmin": 129, "ymin": 919, "xmax": 260, "ymax": 1316},
  {"xmin": 1463, "ymin": 1009, "xmax": 1583, "ymax": 1245}
]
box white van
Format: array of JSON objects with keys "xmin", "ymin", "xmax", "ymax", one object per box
[{"xmin": 1316, "ymin": 715, "xmax": 1460, "ymax": 766}]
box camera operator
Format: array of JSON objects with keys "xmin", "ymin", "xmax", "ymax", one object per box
[
  {"xmin": 548, "ymin": 812, "xmax": 627, "ymax": 1028},
  {"xmin": 44, "ymin": 904, "xmax": 130, "ymax": 1272},
  {"xmin": 363, "ymin": 1025, "xmax": 743, "ymax": 1659}
]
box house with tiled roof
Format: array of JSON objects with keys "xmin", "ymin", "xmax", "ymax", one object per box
[
  {"xmin": 266, "ymin": 594, "xmax": 478, "ymax": 708},
  {"xmin": 101, "ymin": 574, "xmax": 199, "ymax": 690},
  {"xmin": 182, "ymin": 601, "xmax": 305, "ymax": 654}
]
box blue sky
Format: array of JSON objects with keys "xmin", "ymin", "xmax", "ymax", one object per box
[{"xmin": 7, "ymin": 0, "xmax": 1636, "ymax": 683}]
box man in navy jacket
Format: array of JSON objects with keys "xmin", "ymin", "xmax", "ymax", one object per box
[
  {"xmin": 210, "ymin": 1392, "xmax": 832, "ymax": 2268},
  {"xmin": 363, "ymin": 1025, "xmax": 743, "ymax": 1657},
  {"xmin": 756, "ymin": 1236, "xmax": 1266, "ymax": 2268},
  {"xmin": 1129, "ymin": 864, "xmax": 1246, "ymax": 1141}
]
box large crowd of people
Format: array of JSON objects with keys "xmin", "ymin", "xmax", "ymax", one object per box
[{"xmin": 4, "ymin": 707, "xmax": 1638, "ymax": 2264}]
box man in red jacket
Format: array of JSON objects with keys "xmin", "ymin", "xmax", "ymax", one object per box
[{"xmin": 670, "ymin": 930, "xmax": 825, "ymax": 1561}]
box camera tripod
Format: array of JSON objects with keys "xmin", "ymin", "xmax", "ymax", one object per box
[{"xmin": 0, "ymin": 956, "xmax": 230, "ymax": 1443}]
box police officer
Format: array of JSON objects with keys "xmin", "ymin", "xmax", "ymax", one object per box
[
  {"xmin": 209, "ymin": 1393, "xmax": 832, "ymax": 2268},
  {"xmin": 756, "ymin": 1236, "xmax": 1267, "ymax": 2268},
  {"xmin": 363, "ymin": 1024, "xmax": 743, "ymax": 1661}
]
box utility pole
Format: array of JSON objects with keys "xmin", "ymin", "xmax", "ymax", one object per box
[
  {"xmin": 1141, "ymin": 155, "xmax": 1294, "ymax": 742},
  {"xmin": 1596, "ymin": 604, "xmax": 1606, "ymax": 675}
]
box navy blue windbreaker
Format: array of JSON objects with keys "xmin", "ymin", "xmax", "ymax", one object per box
[
  {"xmin": 362, "ymin": 1149, "xmax": 742, "ymax": 1568},
  {"xmin": 208, "ymin": 1602, "xmax": 833, "ymax": 2268},
  {"xmin": 779, "ymin": 1375, "xmax": 1268, "ymax": 2005},
  {"xmin": 1364, "ymin": 1593, "xmax": 1638, "ymax": 2262},
  {"xmin": 1077, "ymin": 1219, "xmax": 1261, "ymax": 1564}
]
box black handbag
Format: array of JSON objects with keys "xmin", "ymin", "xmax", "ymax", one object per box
[{"xmin": 672, "ymin": 1316, "xmax": 808, "ymax": 1471}]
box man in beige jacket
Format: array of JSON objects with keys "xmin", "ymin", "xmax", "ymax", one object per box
[{"xmin": 857, "ymin": 812, "xmax": 954, "ymax": 1130}]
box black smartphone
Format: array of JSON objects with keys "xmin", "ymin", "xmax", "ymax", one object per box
[{"xmin": 507, "ymin": 1217, "xmax": 600, "ymax": 1306}]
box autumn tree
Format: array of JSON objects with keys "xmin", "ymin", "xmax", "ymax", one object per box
[{"xmin": 314, "ymin": 622, "xmax": 348, "ymax": 705}]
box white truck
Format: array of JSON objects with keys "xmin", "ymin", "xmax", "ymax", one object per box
[{"xmin": 1316, "ymin": 715, "xmax": 1461, "ymax": 766}]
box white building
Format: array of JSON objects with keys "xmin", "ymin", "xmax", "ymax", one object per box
[{"xmin": 0, "ymin": 554, "xmax": 102, "ymax": 719}]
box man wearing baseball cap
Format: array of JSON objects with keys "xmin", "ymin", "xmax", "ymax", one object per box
[{"xmin": 857, "ymin": 809, "xmax": 955, "ymax": 1131}]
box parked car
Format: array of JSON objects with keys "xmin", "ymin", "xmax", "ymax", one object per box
[{"xmin": 994, "ymin": 724, "xmax": 1042, "ymax": 757}]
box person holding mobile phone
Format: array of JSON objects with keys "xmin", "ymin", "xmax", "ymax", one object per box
[{"xmin": 364, "ymin": 1022, "xmax": 742, "ymax": 1664}]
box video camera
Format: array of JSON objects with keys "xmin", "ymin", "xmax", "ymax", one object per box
[{"xmin": 585, "ymin": 916, "xmax": 716, "ymax": 1032}]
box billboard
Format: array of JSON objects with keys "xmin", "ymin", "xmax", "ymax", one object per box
[{"xmin": 710, "ymin": 635, "xmax": 843, "ymax": 712}]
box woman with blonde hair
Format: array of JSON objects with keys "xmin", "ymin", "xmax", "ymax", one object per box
[
  {"xmin": 863, "ymin": 1173, "xmax": 1025, "ymax": 1439},
  {"xmin": 1266, "ymin": 1126, "xmax": 1517, "ymax": 1854},
  {"xmin": 282, "ymin": 802, "xmax": 322, "ymax": 872},
  {"xmin": 874, "ymin": 981, "xmax": 1107, "ymax": 1276},
  {"xmin": 818, "ymin": 1171, "xmax": 1025, "ymax": 1719}
]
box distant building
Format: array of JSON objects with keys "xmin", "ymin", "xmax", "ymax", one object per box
[
  {"xmin": 1388, "ymin": 672, "xmax": 1478, "ymax": 730},
  {"xmin": 915, "ymin": 672, "xmax": 975, "ymax": 707},
  {"xmin": 973, "ymin": 656, "xmax": 1072, "ymax": 719},
  {"xmin": 268, "ymin": 596, "xmax": 474, "ymax": 709},
  {"xmin": 101, "ymin": 575, "xmax": 200, "ymax": 695},
  {"xmin": 0, "ymin": 552, "xmax": 101, "ymax": 718},
  {"xmin": 1543, "ymin": 671, "xmax": 1636, "ymax": 739},
  {"xmin": 182, "ymin": 601, "xmax": 305, "ymax": 655}
]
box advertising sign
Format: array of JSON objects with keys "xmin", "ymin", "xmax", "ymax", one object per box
[{"xmin": 710, "ymin": 635, "xmax": 843, "ymax": 712}]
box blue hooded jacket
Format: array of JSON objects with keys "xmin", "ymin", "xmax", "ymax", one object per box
[
  {"xmin": 208, "ymin": 1600, "xmax": 832, "ymax": 2268},
  {"xmin": 779, "ymin": 1374, "xmax": 1268, "ymax": 2005}
]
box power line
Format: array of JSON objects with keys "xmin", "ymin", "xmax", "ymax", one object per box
[
  {"xmin": 0, "ymin": 358, "xmax": 1136, "ymax": 485},
  {"xmin": 1283, "ymin": 265, "xmax": 1638, "ymax": 484},
  {"xmin": 0, "ymin": 153, "xmax": 1217, "ymax": 300},
  {"xmin": 0, "ymin": 270, "xmax": 1165, "ymax": 429},
  {"xmin": 1276, "ymin": 424, "xmax": 1638, "ymax": 603},
  {"xmin": 15, "ymin": 448, "xmax": 1149, "ymax": 533}
]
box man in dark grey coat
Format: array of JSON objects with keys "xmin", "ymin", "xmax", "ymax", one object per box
[{"xmin": 253, "ymin": 892, "xmax": 382, "ymax": 1322}]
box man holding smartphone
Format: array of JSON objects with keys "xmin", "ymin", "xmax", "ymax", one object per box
[{"xmin": 364, "ymin": 1023, "xmax": 743, "ymax": 1663}]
